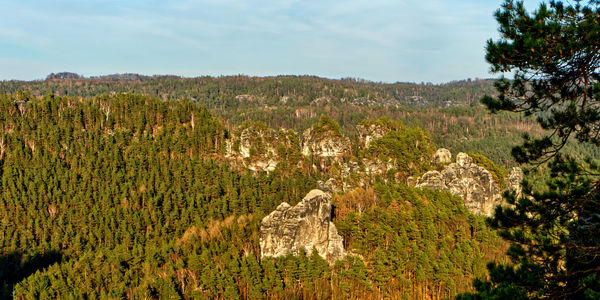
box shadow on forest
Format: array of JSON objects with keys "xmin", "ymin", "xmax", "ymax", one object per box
[{"xmin": 0, "ymin": 250, "xmax": 63, "ymax": 299}]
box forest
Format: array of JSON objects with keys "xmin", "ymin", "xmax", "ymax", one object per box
[
  {"xmin": 3, "ymin": 76, "xmax": 597, "ymax": 167},
  {"xmin": 0, "ymin": 87, "xmax": 518, "ymax": 299},
  {"xmin": 0, "ymin": 70, "xmax": 595, "ymax": 299}
]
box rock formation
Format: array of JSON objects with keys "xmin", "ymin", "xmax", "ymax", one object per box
[
  {"xmin": 356, "ymin": 123, "xmax": 389, "ymax": 149},
  {"xmin": 301, "ymin": 128, "xmax": 351, "ymax": 159},
  {"xmin": 432, "ymin": 148, "xmax": 452, "ymax": 166},
  {"xmin": 507, "ymin": 167, "xmax": 524, "ymax": 198},
  {"xmin": 226, "ymin": 127, "xmax": 278, "ymax": 172},
  {"xmin": 317, "ymin": 178, "xmax": 342, "ymax": 193},
  {"xmin": 260, "ymin": 189, "xmax": 346, "ymax": 264},
  {"xmin": 415, "ymin": 153, "xmax": 502, "ymax": 216},
  {"xmin": 226, "ymin": 124, "xmax": 298, "ymax": 173},
  {"xmin": 361, "ymin": 157, "xmax": 396, "ymax": 178}
]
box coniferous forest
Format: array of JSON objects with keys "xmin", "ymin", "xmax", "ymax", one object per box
[
  {"xmin": 0, "ymin": 90, "xmax": 513, "ymax": 299},
  {"xmin": 0, "ymin": 75, "xmax": 598, "ymax": 300}
]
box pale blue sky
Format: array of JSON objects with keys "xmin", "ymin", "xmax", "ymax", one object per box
[{"xmin": 0, "ymin": 0, "xmax": 543, "ymax": 83}]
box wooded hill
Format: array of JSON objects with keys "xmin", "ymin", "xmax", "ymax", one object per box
[
  {"xmin": 0, "ymin": 91, "xmax": 509, "ymax": 299},
  {"xmin": 0, "ymin": 75, "xmax": 594, "ymax": 299},
  {"xmin": 1, "ymin": 75, "xmax": 494, "ymax": 108},
  {"xmin": 3, "ymin": 75, "xmax": 596, "ymax": 167}
]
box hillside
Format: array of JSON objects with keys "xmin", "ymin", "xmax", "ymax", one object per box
[
  {"xmin": 3, "ymin": 75, "xmax": 597, "ymax": 167},
  {"xmin": 0, "ymin": 75, "xmax": 496, "ymax": 108},
  {"xmin": 0, "ymin": 90, "xmax": 514, "ymax": 299},
  {"xmin": 0, "ymin": 75, "xmax": 594, "ymax": 299}
]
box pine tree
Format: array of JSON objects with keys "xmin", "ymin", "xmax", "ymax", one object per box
[
  {"xmin": 460, "ymin": 1, "xmax": 600, "ymax": 299},
  {"xmin": 481, "ymin": 0, "xmax": 600, "ymax": 163}
]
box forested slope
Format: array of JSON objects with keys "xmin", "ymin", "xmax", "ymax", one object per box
[
  {"xmin": 0, "ymin": 75, "xmax": 495, "ymax": 108},
  {"xmin": 0, "ymin": 91, "xmax": 508, "ymax": 299},
  {"xmin": 3, "ymin": 75, "xmax": 594, "ymax": 167}
]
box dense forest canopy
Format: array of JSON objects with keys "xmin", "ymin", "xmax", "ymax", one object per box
[
  {"xmin": 2, "ymin": 0, "xmax": 598, "ymax": 297},
  {"xmin": 0, "ymin": 68, "xmax": 594, "ymax": 299},
  {"xmin": 1, "ymin": 74, "xmax": 495, "ymax": 108},
  {"xmin": 2, "ymin": 75, "xmax": 597, "ymax": 167},
  {"xmin": 0, "ymin": 89, "xmax": 513, "ymax": 299}
]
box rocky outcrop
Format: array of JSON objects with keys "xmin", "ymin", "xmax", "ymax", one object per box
[
  {"xmin": 260, "ymin": 189, "xmax": 346, "ymax": 264},
  {"xmin": 432, "ymin": 148, "xmax": 452, "ymax": 166},
  {"xmin": 301, "ymin": 128, "xmax": 351, "ymax": 159},
  {"xmin": 317, "ymin": 178, "xmax": 341, "ymax": 193},
  {"xmin": 415, "ymin": 153, "xmax": 502, "ymax": 216},
  {"xmin": 226, "ymin": 124, "xmax": 298, "ymax": 173},
  {"xmin": 507, "ymin": 167, "xmax": 524, "ymax": 198},
  {"xmin": 226, "ymin": 127, "xmax": 278, "ymax": 172},
  {"xmin": 362, "ymin": 158, "xmax": 396, "ymax": 178},
  {"xmin": 356, "ymin": 123, "xmax": 389, "ymax": 149},
  {"xmin": 301, "ymin": 128, "xmax": 352, "ymax": 173}
]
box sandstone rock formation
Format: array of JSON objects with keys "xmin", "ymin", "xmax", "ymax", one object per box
[
  {"xmin": 260, "ymin": 189, "xmax": 346, "ymax": 264},
  {"xmin": 361, "ymin": 157, "xmax": 396, "ymax": 178},
  {"xmin": 356, "ymin": 123, "xmax": 389, "ymax": 149},
  {"xmin": 432, "ymin": 148, "xmax": 452, "ymax": 166},
  {"xmin": 301, "ymin": 128, "xmax": 351, "ymax": 159},
  {"xmin": 507, "ymin": 167, "xmax": 524, "ymax": 198},
  {"xmin": 317, "ymin": 178, "xmax": 340, "ymax": 193},
  {"xmin": 225, "ymin": 127, "xmax": 278, "ymax": 172},
  {"xmin": 225, "ymin": 124, "xmax": 297, "ymax": 172},
  {"xmin": 415, "ymin": 152, "xmax": 502, "ymax": 216}
]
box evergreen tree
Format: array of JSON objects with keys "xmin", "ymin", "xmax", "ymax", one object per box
[{"xmin": 461, "ymin": 1, "xmax": 600, "ymax": 299}]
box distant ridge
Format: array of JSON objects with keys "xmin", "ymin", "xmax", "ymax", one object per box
[
  {"xmin": 45, "ymin": 72, "xmax": 83, "ymax": 80},
  {"xmin": 40, "ymin": 72, "xmax": 494, "ymax": 85},
  {"xmin": 44, "ymin": 72, "xmax": 183, "ymax": 81}
]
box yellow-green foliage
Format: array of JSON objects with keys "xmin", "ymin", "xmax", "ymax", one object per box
[
  {"xmin": 311, "ymin": 115, "xmax": 343, "ymax": 137},
  {"xmin": 276, "ymin": 129, "xmax": 303, "ymax": 167},
  {"xmin": 467, "ymin": 152, "xmax": 507, "ymax": 189},
  {"xmin": 0, "ymin": 91, "xmax": 507, "ymax": 300},
  {"xmin": 334, "ymin": 183, "xmax": 508, "ymax": 299},
  {"xmin": 363, "ymin": 122, "xmax": 436, "ymax": 179},
  {"xmin": 358, "ymin": 117, "xmax": 403, "ymax": 132}
]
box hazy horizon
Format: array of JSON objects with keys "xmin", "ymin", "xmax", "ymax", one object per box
[
  {"xmin": 6, "ymin": 71, "xmax": 497, "ymax": 85},
  {"xmin": 1, "ymin": 0, "xmax": 543, "ymax": 83}
]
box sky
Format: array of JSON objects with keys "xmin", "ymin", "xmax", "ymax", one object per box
[{"xmin": 0, "ymin": 0, "xmax": 544, "ymax": 83}]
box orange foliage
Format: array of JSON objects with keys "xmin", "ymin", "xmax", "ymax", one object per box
[
  {"xmin": 333, "ymin": 187, "xmax": 379, "ymax": 221},
  {"xmin": 176, "ymin": 214, "xmax": 252, "ymax": 246}
]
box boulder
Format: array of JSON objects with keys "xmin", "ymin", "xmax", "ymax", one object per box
[
  {"xmin": 260, "ymin": 189, "xmax": 346, "ymax": 264},
  {"xmin": 432, "ymin": 148, "xmax": 452, "ymax": 166}
]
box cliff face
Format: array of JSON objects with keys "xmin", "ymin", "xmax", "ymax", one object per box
[
  {"xmin": 225, "ymin": 124, "xmax": 299, "ymax": 173},
  {"xmin": 259, "ymin": 189, "xmax": 346, "ymax": 264},
  {"xmin": 415, "ymin": 152, "xmax": 503, "ymax": 216},
  {"xmin": 301, "ymin": 128, "xmax": 351, "ymax": 162}
]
